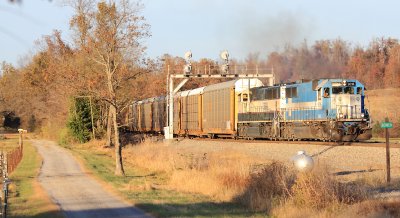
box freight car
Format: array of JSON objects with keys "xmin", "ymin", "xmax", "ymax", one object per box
[{"xmin": 127, "ymin": 78, "xmax": 372, "ymax": 141}]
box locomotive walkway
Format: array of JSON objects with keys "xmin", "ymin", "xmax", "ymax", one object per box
[{"xmin": 31, "ymin": 140, "xmax": 151, "ymax": 218}]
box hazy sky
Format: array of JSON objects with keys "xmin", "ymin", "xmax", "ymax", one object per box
[{"xmin": 1, "ymin": 0, "xmax": 400, "ymax": 65}]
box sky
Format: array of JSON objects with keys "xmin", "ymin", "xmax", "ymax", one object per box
[{"xmin": 1, "ymin": 0, "xmax": 400, "ymax": 66}]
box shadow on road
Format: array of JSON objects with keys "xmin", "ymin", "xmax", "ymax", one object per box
[{"xmin": 311, "ymin": 145, "xmax": 337, "ymax": 158}]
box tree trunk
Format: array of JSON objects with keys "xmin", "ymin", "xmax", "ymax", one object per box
[
  {"xmin": 105, "ymin": 106, "xmax": 113, "ymax": 147},
  {"xmin": 110, "ymin": 104, "xmax": 125, "ymax": 176}
]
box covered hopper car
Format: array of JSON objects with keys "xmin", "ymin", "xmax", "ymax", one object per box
[{"xmin": 126, "ymin": 78, "xmax": 372, "ymax": 141}]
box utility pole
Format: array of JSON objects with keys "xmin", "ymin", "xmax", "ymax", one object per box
[
  {"xmin": 381, "ymin": 117, "xmax": 393, "ymax": 183},
  {"xmin": 89, "ymin": 96, "xmax": 95, "ymax": 139}
]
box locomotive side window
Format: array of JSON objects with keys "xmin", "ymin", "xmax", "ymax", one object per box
[
  {"xmin": 250, "ymin": 88, "xmax": 272, "ymax": 101},
  {"xmin": 318, "ymin": 88, "xmax": 321, "ymax": 100},
  {"xmin": 292, "ymin": 87, "xmax": 297, "ymax": 97},
  {"xmin": 272, "ymin": 88, "xmax": 279, "ymax": 99},
  {"xmin": 323, "ymin": 88, "xmax": 330, "ymax": 98},
  {"xmin": 250, "ymin": 89, "xmax": 261, "ymax": 101},
  {"xmin": 265, "ymin": 89, "xmax": 272, "ymax": 99},
  {"xmin": 264, "ymin": 88, "xmax": 280, "ymax": 100},
  {"xmin": 285, "ymin": 87, "xmax": 298, "ymax": 98},
  {"xmin": 356, "ymin": 87, "xmax": 362, "ymax": 95},
  {"xmin": 259, "ymin": 89, "xmax": 265, "ymax": 100}
]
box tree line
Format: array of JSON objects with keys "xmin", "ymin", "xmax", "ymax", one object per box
[{"xmin": 1, "ymin": 0, "xmax": 400, "ymax": 175}]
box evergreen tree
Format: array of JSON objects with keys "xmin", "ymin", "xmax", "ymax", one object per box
[{"xmin": 67, "ymin": 98, "xmax": 92, "ymax": 143}]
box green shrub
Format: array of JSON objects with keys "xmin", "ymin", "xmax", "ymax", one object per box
[{"xmin": 67, "ymin": 98, "xmax": 93, "ymax": 143}]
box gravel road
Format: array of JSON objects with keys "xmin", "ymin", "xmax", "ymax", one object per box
[{"xmin": 32, "ymin": 140, "xmax": 151, "ymax": 218}]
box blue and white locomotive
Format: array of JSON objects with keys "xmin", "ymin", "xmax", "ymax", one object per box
[{"xmin": 237, "ymin": 79, "xmax": 372, "ymax": 141}]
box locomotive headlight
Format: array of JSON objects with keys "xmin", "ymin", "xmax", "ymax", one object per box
[
  {"xmin": 361, "ymin": 113, "xmax": 365, "ymax": 118},
  {"xmin": 339, "ymin": 113, "xmax": 344, "ymax": 118}
]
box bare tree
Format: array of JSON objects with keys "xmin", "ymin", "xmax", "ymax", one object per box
[{"xmin": 68, "ymin": 0, "xmax": 150, "ymax": 176}]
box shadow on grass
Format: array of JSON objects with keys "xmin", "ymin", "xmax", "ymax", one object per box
[
  {"xmin": 10, "ymin": 210, "xmax": 64, "ymax": 218},
  {"xmin": 11, "ymin": 207, "xmax": 147, "ymax": 218},
  {"xmin": 136, "ymin": 201, "xmax": 258, "ymax": 218},
  {"xmin": 334, "ymin": 168, "xmax": 381, "ymax": 176},
  {"xmin": 13, "ymin": 203, "xmax": 259, "ymax": 218}
]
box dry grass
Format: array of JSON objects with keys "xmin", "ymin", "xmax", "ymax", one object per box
[
  {"xmin": 124, "ymin": 139, "xmax": 258, "ymax": 201},
  {"xmin": 124, "ymin": 139, "xmax": 400, "ymax": 217},
  {"xmin": 235, "ymin": 161, "xmax": 295, "ymax": 212},
  {"xmin": 290, "ymin": 166, "xmax": 367, "ymax": 209},
  {"xmin": 348, "ymin": 199, "xmax": 400, "ymax": 218}
]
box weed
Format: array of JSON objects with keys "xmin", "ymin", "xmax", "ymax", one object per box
[
  {"xmin": 234, "ymin": 161, "xmax": 295, "ymax": 212},
  {"xmin": 290, "ymin": 166, "xmax": 367, "ymax": 209}
]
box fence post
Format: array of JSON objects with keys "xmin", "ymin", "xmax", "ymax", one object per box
[
  {"xmin": 0, "ymin": 151, "xmax": 2, "ymax": 217},
  {"xmin": 1, "ymin": 151, "xmax": 5, "ymax": 218},
  {"xmin": 17, "ymin": 129, "xmax": 25, "ymax": 150},
  {"xmin": 4, "ymin": 155, "xmax": 7, "ymax": 180},
  {"xmin": 2, "ymin": 179, "xmax": 7, "ymax": 218}
]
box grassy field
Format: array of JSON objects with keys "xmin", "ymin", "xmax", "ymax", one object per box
[
  {"xmin": 65, "ymin": 139, "xmax": 400, "ymax": 218},
  {"xmin": 3, "ymin": 135, "xmax": 63, "ymax": 218},
  {"xmin": 367, "ymin": 88, "xmax": 400, "ymax": 138},
  {"xmin": 66, "ymin": 141, "xmax": 264, "ymax": 218}
]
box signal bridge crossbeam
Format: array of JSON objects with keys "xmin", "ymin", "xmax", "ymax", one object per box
[{"xmin": 165, "ymin": 70, "xmax": 275, "ymax": 140}]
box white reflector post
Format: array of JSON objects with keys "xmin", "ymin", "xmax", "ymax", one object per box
[{"xmin": 292, "ymin": 150, "xmax": 314, "ymax": 172}]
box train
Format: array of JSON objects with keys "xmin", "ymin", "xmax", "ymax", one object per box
[{"xmin": 126, "ymin": 78, "xmax": 372, "ymax": 142}]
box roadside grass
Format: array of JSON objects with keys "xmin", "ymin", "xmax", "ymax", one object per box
[
  {"xmin": 0, "ymin": 134, "xmax": 22, "ymax": 151},
  {"xmin": 8, "ymin": 139, "xmax": 63, "ymax": 218},
  {"xmin": 66, "ymin": 140, "xmax": 264, "ymax": 217}
]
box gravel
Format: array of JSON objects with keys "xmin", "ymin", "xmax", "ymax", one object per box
[{"xmin": 167, "ymin": 139, "xmax": 400, "ymax": 181}]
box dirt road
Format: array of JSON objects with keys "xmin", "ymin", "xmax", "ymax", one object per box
[{"xmin": 32, "ymin": 140, "xmax": 151, "ymax": 218}]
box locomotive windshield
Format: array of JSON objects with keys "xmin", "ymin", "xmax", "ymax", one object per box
[
  {"xmin": 332, "ymin": 86, "xmax": 355, "ymax": 94},
  {"xmin": 344, "ymin": 87, "xmax": 354, "ymax": 94},
  {"xmin": 332, "ymin": 87, "xmax": 343, "ymax": 94}
]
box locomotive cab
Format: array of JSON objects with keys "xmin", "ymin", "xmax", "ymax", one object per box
[
  {"xmin": 323, "ymin": 80, "xmax": 368, "ymax": 121},
  {"xmin": 320, "ymin": 79, "xmax": 371, "ymax": 141}
]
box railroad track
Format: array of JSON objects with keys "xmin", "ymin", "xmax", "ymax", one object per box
[
  {"xmin": 189, "ymin": 137, "xmax": 400, "ymax": 148},
  {"xmin": 128, "ymin": 133, "xmax": 400, "ymax": 148}
]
